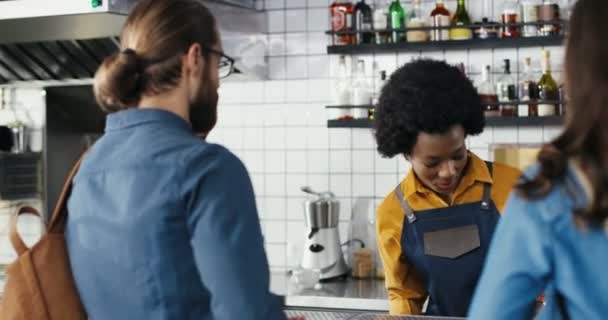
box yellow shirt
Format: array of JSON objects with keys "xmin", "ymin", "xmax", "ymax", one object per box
[{"xmin": 376, "ymin": 152, "xmax": 521, "ymax": 315}]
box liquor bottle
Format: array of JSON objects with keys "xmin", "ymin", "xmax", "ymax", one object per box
[
  {"xmin": 373, "ymin": 0, "xmax": 390, "ymax": 44},
  {"xmin": 518, "ymin": 57, "xmax": 538, "ymax": 117},
  {"xmin": 501, "ymin": 0, "xmax": 521, "ymax": 38},
  {"xmin": 332, "ymin": 56, "xmax": 352, "ymax": 119},
  {"xmin": 406, "ymin": 0, "xmax": 428, "ymax": 42},
  {"xmin": 537, "ymin": 49, "xmax": 559, "ymax": 116},
  {"xmin": 430, "ymin": 1, "xmax": 450, "ymax": 41},
  {"xmin": 389, "ymin": 0, "xmax": 405, "ymax": 43},
  {"xmin": 521, "ymin": 0, "xmax": 541, "ymax": 37},
  {"xmin": 450, "ymin": 0, "xmax": 472, "ymax": 40},
  {"xmin": 354, "ymin": 0, "xmax": 374, "ymax": 44},
  {"xmin": 496, "ymin": 59, "xmax": 518, "ymax": 116},
  {"xmin": 330, "ymin": 0, "xmax": 355, "ymax": 45},
  {"xmin": 478, "ymin": 65, "xmax": 499, "ymax": 117},
  {"xmin": 352, "ymin": 59, "xmax": 372, "ymax": 109}
]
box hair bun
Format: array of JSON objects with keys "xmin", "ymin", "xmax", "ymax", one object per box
[{"xmin": 93, "ymin": 49, "xmax": 144, "ymax": 112}]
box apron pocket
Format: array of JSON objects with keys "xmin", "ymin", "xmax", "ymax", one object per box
[{"xmin": 423, "ymin": 224, "xmax": 480, "ymax": 259}]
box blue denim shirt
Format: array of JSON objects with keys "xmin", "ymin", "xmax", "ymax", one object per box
[
  {"xmin": 469, "ymin": 164, "xmax": 608, "ymax": 319},
  {"xmin": 65, "ymin": 109, "xmax": 286, "ymax": 320}
]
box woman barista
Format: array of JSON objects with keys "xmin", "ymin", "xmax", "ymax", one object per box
[{"xmin": 374, "ymin": 60, "xmax": 521, "ymax": 317}]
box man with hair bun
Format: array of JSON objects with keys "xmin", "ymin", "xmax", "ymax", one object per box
[{"xmin": 65, "ymin": 1, "xmax": 289, "ymax": 319}]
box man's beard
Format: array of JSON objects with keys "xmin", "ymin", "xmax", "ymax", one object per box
[{"xmin": 189, "ymin": 85, "xmax": 218, "ymax": 138}]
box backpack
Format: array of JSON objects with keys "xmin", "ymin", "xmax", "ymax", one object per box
[{"xmin": 0, "ymin": 155, "xmax": 86, "ymax": 319}]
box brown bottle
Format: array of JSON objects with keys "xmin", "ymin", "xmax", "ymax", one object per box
[
  {"xmin": 431, "ymin": 1, "xmax": 451, "ymax": 41},
  {"xmin": 331, "ymin": 0, "xmax": 355, "ymax": 45}
]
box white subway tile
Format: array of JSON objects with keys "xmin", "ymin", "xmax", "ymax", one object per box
[
  {"xmin": 469, "ymin": 126, "xmax": 494, "ymax": 148},
  {"xmin": 397, "ymin": 158, "xmax": 411, "ymax": 177},
  {"xmin": 307, "ymin": 103, "xmax": 328, "ymax": 127},
  {"xmin": 307, "ymin": 151, "xmax": 330, "ymax": 173},
  {"xmin": 242, "ymin": 150, "xmax": 265, "ymax": 173},
  {"xmin": 307, "ymin": 8, "xmax": 329, "ymax": 31},
  {"xmin": 444, "ymin": 50, "xmax": 468, "ymax": 68},
  {"xmin": 286, "ymin": 221, "xmax": 306, "ymax": 259},
  {"xmin": 286, "ymin": 56, "xmax": 309, "ymax": 79},
  {"xmin": 286, "ymin": 151, "xmax": 308, "ymax": 173},
  {"xmin": 375, "ymin": 174, "xmax": 399, "ymax": 198},
  {"xmin": 265, "ymin": 80, "xmax": 286, "ymax": 103},
  {"xmin": 353, "ymin": 129, "xmax": 375, "ymax": 149},
  {"xmin": 266, "ymin": 174, "xmax": 286, "ymax": 196},
  {"xmin": 330, "ymin": 174, "xmax": 352, "ymax": 197},
  {"xmin": 285, "ymin": 105, "xmax": 309, "ymax": 126},
  {"xmin": 268, "ymin": 56, "xmax": 286, "ymax": 80},
  {"xmin": 267, "ymin": 33, "xmax": 286, "ymax": 56},
  {"xmin": 330, "ymin": 150, "xmax": 352, "ymax": 173},
  {"xmin": 240, "ymin": 81, "xmax": 265, "ymax": 104},
  {"xmin": 374, "ymin": 53, "xmax": 398, "ymax": 77},
  {"xmin": 265, "ymin": 0, "xmax": 285, "ymax": 9},
  {"xmin": 220, "ymin": 128, "xmax": 243, "ymax": 150},
  {"xmin": 250, "ymin": 173, "xmax": 265, "ymax": 196},
  {"xmin": 286, "ymin": 9, "xmax": 307, "ymax": 32},
  {"xmin": 266, "ymin": 197, "xmax": 287, "ymax": 220},
  {"xmin": 268, "ymin": 10, "xmax": 286, "ymax": 33},
  {"xmin": 518, "ymin": 127, "xmax": 544, "ymax": 144},
  {"xmin": 265, "ymin": 150, "xmax": 286, "ymax": 173},
  {"xmin": 306, "ymin": 174, "xmax": 330, "ymax": 195},
  {"xmin": 265, "ymin": 127, "xmax": 286, "ymax": 149},
  {"xmin": 468, "ymin": 49, "xmax": 494, "ymax": 75},
  {"xmin": 352, "ymin": 174, "xmax": 375, "ymax": 197},
  {"xmin": 307, "ymin": 127, "xmax": 329, "ymax": 149},
  {"xmin": 307, "ymin": 32, "xmax": 328, "ymax": 55},
  {"xmin": 307, "ymin": 79, "xmax": 331, "ymax": 103},
  {"xmin": 397, "ymin": 51, "xmax": 421, "ymax": 66},
  {"xmin": 543, "ymin": 126, "xmax": 563, "ymax": 142},
  {"xmin": 287, "ymin": 174, "xmax": 307, "ymax": 196},
  {"xmin": 286, "ymin": 33, "xmax": 308, "ymax": 55},
  {"xmin": 375, "ymin": 153, "xmax": 397, "ymax": 173},
  {"xmin": 287, "ymin": 196, "xmax": 307, "ymax": 220},
  {"xmin": 242, "ymin": 127, "xmax": 265, "ymax": 149},
  {"xmin": 285, "ymin": 0, "xmax": 305, "ymax": 9},
  {"xmin": 265, "ymin": 221, "xmax": 286, "ymax": 243},
  {"xmin": 494, "ymin": 48, "xmax": 519, "ymax": 74},
  {"xmin": 307, "ymin": 0, "xmax": 328, "ymax": 7},
  {"xmin": 470, "ymin": 147, "xmax": 490, "ymax": 161},
  {"xmin": 493, "ymin": 127, "xmax": 519, "ymax": 144},
  {"xmin": 419, "ymin": 51, "xmax": 445, "ymax": 62},
  {"xmin": 216, "ymin": 105, "xmax": 243, "ymax": 127},
  {"xmin": 285, "ymin": 127, "xmax": 308, "ymax": 150},
  {"xmin": 307, "ymin": 55, "xmax": 330, "ymax": 79},
  {"xmin": 285, "ymin": 79, "xmax": 308, "ymax": 103},
  {"xmin": 352, "ymin": 150, "xmax": 374, "ymax": 173},
  {"xmin": 266, "ymin": 244, "xmax": 287, "ymax": 268},
  {"xmin": 329, "ymin": 129, "xmax": 351, "ymax": 148}
]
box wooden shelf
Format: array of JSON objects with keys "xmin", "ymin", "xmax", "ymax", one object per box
[
  {"xmin": 327, "ymin": 116, "xmax": 562, "ymax": 128},
  {"xmin": 327, "ymin": 35, "xmax": 564, "ymax": 54}
]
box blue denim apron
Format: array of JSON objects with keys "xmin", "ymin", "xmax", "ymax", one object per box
[{"xmin": 394, "ymin": 162, "xmax": 500, "ymax": 317}]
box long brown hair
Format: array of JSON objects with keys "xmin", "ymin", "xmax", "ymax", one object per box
[
  {"xmin": 93, "ymin": 0, "xmax": 218, "ymax": 112},
  {"xmin": 517, "ymin": 0, "xmax": 608, "ymax": 227}
]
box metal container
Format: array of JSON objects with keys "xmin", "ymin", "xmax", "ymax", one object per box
[{"xmin": 301, "ymin": 186, "xmax": 340, "ymax": 229}]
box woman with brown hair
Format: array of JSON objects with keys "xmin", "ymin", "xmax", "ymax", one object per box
[
  {"xmin": 469, "ymin": 0, "xmax": 608, "ymax": 318},
  {"xmin": 65, "ymin": 1, "xmax": 287, "ymax": 319}
]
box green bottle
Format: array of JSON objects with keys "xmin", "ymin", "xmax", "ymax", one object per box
[
  {"xmin": 389, "ymin": 0, "xmax": 405, "ymax": 43},
  {"xmin": 449, "ymin": 0, "xmax": 471, "ymax": 40},
  {"xmin": 92, "ymin": 0, "xmax": 102, "ymax": 8}
]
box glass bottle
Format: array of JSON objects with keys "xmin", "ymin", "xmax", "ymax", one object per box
[
  {"xmin": 370, "ymin": 70, "xmax": 387, "ymax": 120},
  {"xmin": 537, "ymin": 49, "xmax": 559, "ymax": 116},
  {"xmin": 331, "ymin": 56, "xmax": 352, "ymax": 120},
  {"xmin": 478, "ymin": 65, "xmax": 500, "ymax": 117},
  {"xmin": 406, "ymin": 0, "xmax": 428, "ymax": 42},
  {"xmin": 496, "ymin": 59, "xmax": 518, "ymax": 116},
  {"xmin": 450, "ymin": 0, "xmax": 472, "ymax": 40},
  {"xmin": 352, "ymin": 60, "xmax": 372, "ymax": 119},
  {"xmin": 501, "ymin": 0, "xmax": 521, "ymax": 38},
  {"xmin": 330, "ymin": 0, "xmax": 355, "ymax": 45},
  {"xmin": 373, "ymin": 0, "xmax": 390, "ymax": 44},
  {"xmin": 430, "ymin": 1, "xmax": 450, "ymax": 41},
  {"xmin": 389, "ymin": 0, "xmax": 405, "ymax": 43},
  {"xmin": 354, "ymin": 0, "xmax": 374, "ymax": 44},
  {"xmin": 521, "ymin": 0, "xmax": 540, "ymax": 37},
  {"xmin": 518, "ymin": 57, "xmax": 538, "ymax": 117}
]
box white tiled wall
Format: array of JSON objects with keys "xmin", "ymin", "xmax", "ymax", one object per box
[
  {"xmin": 0, "ymin": 0, "xmax": 567, "ymax": 271},
  {"xmin": 208, "ymin": 0, "xmax": 566, "ymax": 271}
]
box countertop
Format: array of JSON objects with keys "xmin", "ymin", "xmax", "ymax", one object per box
[{"xmin": 271, "ymin": 272, "xmax": 389, "ymax": 312}]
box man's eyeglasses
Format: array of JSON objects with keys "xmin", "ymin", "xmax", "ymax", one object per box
[{"xmin": 205, "ymin": 48, "xmax": 235, "ymax": 79}]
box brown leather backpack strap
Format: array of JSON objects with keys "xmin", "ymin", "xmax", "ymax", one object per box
[
  {"xmin": 48, "ymin": 152, "xmax": 87, "ymax": 234},
  {"xmin": 9, "ymin": 206, "xmax": 43, "ymax": 256}
]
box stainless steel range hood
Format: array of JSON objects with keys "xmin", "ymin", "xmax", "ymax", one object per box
[{"xmin": 0, "ymin": 0, "xmax": 267, "ymax": 85}]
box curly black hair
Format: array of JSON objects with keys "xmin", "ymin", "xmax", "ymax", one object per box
[{"xmin": 373, "ymin": 59, "xmax": 484, "ymax": 158}]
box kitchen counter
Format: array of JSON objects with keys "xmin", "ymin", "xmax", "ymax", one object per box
[{"xmin": 271, "ymin": 272, "xmax": 389, "ymax": 312}]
